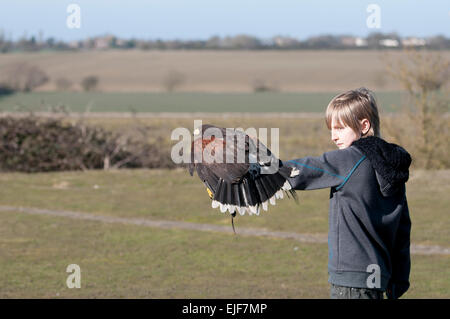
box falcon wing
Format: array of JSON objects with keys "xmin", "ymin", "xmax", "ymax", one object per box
[{"xmin": 188, "ymin": 124, "xmax": 298, "ymax": 216}]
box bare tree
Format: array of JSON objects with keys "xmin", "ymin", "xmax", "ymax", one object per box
[
  {"xmin": 1, "ymin": 62, "xmax": 49, "ymax": 92},
  {"xmin": 252, "ymin": 79, "xmax": 279, "ymax": 92},
  {"xmin": 162, "ymin": 70, "xmax": 186, "ymax": 92},
  {"xmin": 384, "ymin": 48, "xmax": 449, "ymax": 169},
  {"xmin": 81, "ymin": 75, "xmax": 99, "ymax": 91}
]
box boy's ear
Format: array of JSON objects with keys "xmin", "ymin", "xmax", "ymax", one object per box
[{"xmin": 361, "ymin": 118, "xmax": 371, "ymax": 135}]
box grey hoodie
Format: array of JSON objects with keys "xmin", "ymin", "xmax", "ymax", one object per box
[{"xmin": 283, "ymin": 136, "xmax": 412, "ymax": 299}]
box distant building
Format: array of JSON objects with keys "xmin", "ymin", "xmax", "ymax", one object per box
[
  {"xmin": 379, "ymin": 39, "xmax": 399, "ymax": 47},
  {"xmin": 355, "ymin": 37, "xmax": 368, "ymax": 47},
  {"xmin": 68, "ymin": 40, "xmax": 80, "ymax": 49},
  {"xmin": 338, "ymin": 36, "xmax": 368, "ymax": 47},
  {"xmin": 340, "ymin": 36, "xmax": 356, "ymax": 46},
  {"xmin": 402, "ymin": 37, "xmax": 426, "ymax": 47},
  {"xmin": 94, "ymin": 35, "xmax": 115, "ymax": 50},
  {"xmin": 273, "ymin": 36, "xmax": 300, "ymax": 48},
  {"xmin": 115, "ymin": 38, "xmax": 127, "ymax": 47}
]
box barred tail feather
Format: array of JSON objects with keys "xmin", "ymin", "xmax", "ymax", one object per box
[{"xmin": 209, "ymin": 170, "xmax": 298, "ymax": 216}]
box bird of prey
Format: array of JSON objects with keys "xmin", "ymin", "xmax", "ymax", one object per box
[{"xmin": 188, "ymin": 124, "xmax": 298, "ymax": 233}]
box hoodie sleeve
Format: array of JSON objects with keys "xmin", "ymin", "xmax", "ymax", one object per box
[
  {"xmin": 283, "ymin": 149, "xmax": 366, "ymax": 190},
  {"xmin": 387, "ymin": 197, "xmax": 411, "ymax": 299}
]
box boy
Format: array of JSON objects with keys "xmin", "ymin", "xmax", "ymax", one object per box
[{"xmin": 284, "ymin": 88, "xmax": 412, "ymax": 299}]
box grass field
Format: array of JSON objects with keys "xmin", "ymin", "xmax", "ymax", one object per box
[
  {"xmin": 0, "ymin": 50, "xmax": 419, "ymax": 92},
  {"xmin": 0, "ymin": 49, "xmax": 448, "ymax": 298},
  {"xmin": 2, "ymin": 50, "xmax": 448, "ymax": 92},
  {"xmin": 0, "ymin": 91, "xmax": 407, "ymax": 113},
  {"xmin": 0, "ymin": 168, "xmax": 449, "ymax": 298}
]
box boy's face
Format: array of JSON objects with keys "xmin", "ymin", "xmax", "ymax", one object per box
[{"xmin": 330, "ymin": 117, "xmax": 360, "ymax": 149}]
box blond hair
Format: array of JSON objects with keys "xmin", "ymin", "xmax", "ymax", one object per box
[{"xmin": 325, "ymin": 87, "xmax": 380, "ymax": 137}]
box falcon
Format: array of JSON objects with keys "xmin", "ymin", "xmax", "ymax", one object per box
[{"xmin": 188, "ymin": 124, "xmax": 298, "ymax": 233}]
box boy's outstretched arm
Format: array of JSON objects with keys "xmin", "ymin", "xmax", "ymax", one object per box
[
  {"xmin": 387, "ymin": 200, "xmax": 412, "ymax": 299},
  {"xmin": 283, "ymin": 148, "xmax": 366, "ymax": 191}
]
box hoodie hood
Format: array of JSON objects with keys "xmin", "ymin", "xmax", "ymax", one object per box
[{"xmin": 351, "ymin": 136, "xmax": 412, "ymax": 196}]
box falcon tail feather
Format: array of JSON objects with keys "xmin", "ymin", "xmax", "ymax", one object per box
[{"xmin": 208, "ymin": 169, "xmax": 297, "ymax": 216}]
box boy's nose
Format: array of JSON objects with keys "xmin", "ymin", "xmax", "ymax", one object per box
[{"xmin": 331, "ymin": 130, "xmax": 338, "ymax": 142}]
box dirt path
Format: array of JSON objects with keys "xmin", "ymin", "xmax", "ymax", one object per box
[{"xmin": 1, "ymin": 205, "xmax": 448, "ymax": 256}]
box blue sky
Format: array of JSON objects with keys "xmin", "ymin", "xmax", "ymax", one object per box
[{"xmin": 0, "ymin": 0, "xmax": 449, "ymax": 41}]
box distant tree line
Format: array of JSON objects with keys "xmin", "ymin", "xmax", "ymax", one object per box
[{"xmin": 1, "ymin": 31, "xmax": 449, "ymax": 53}]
